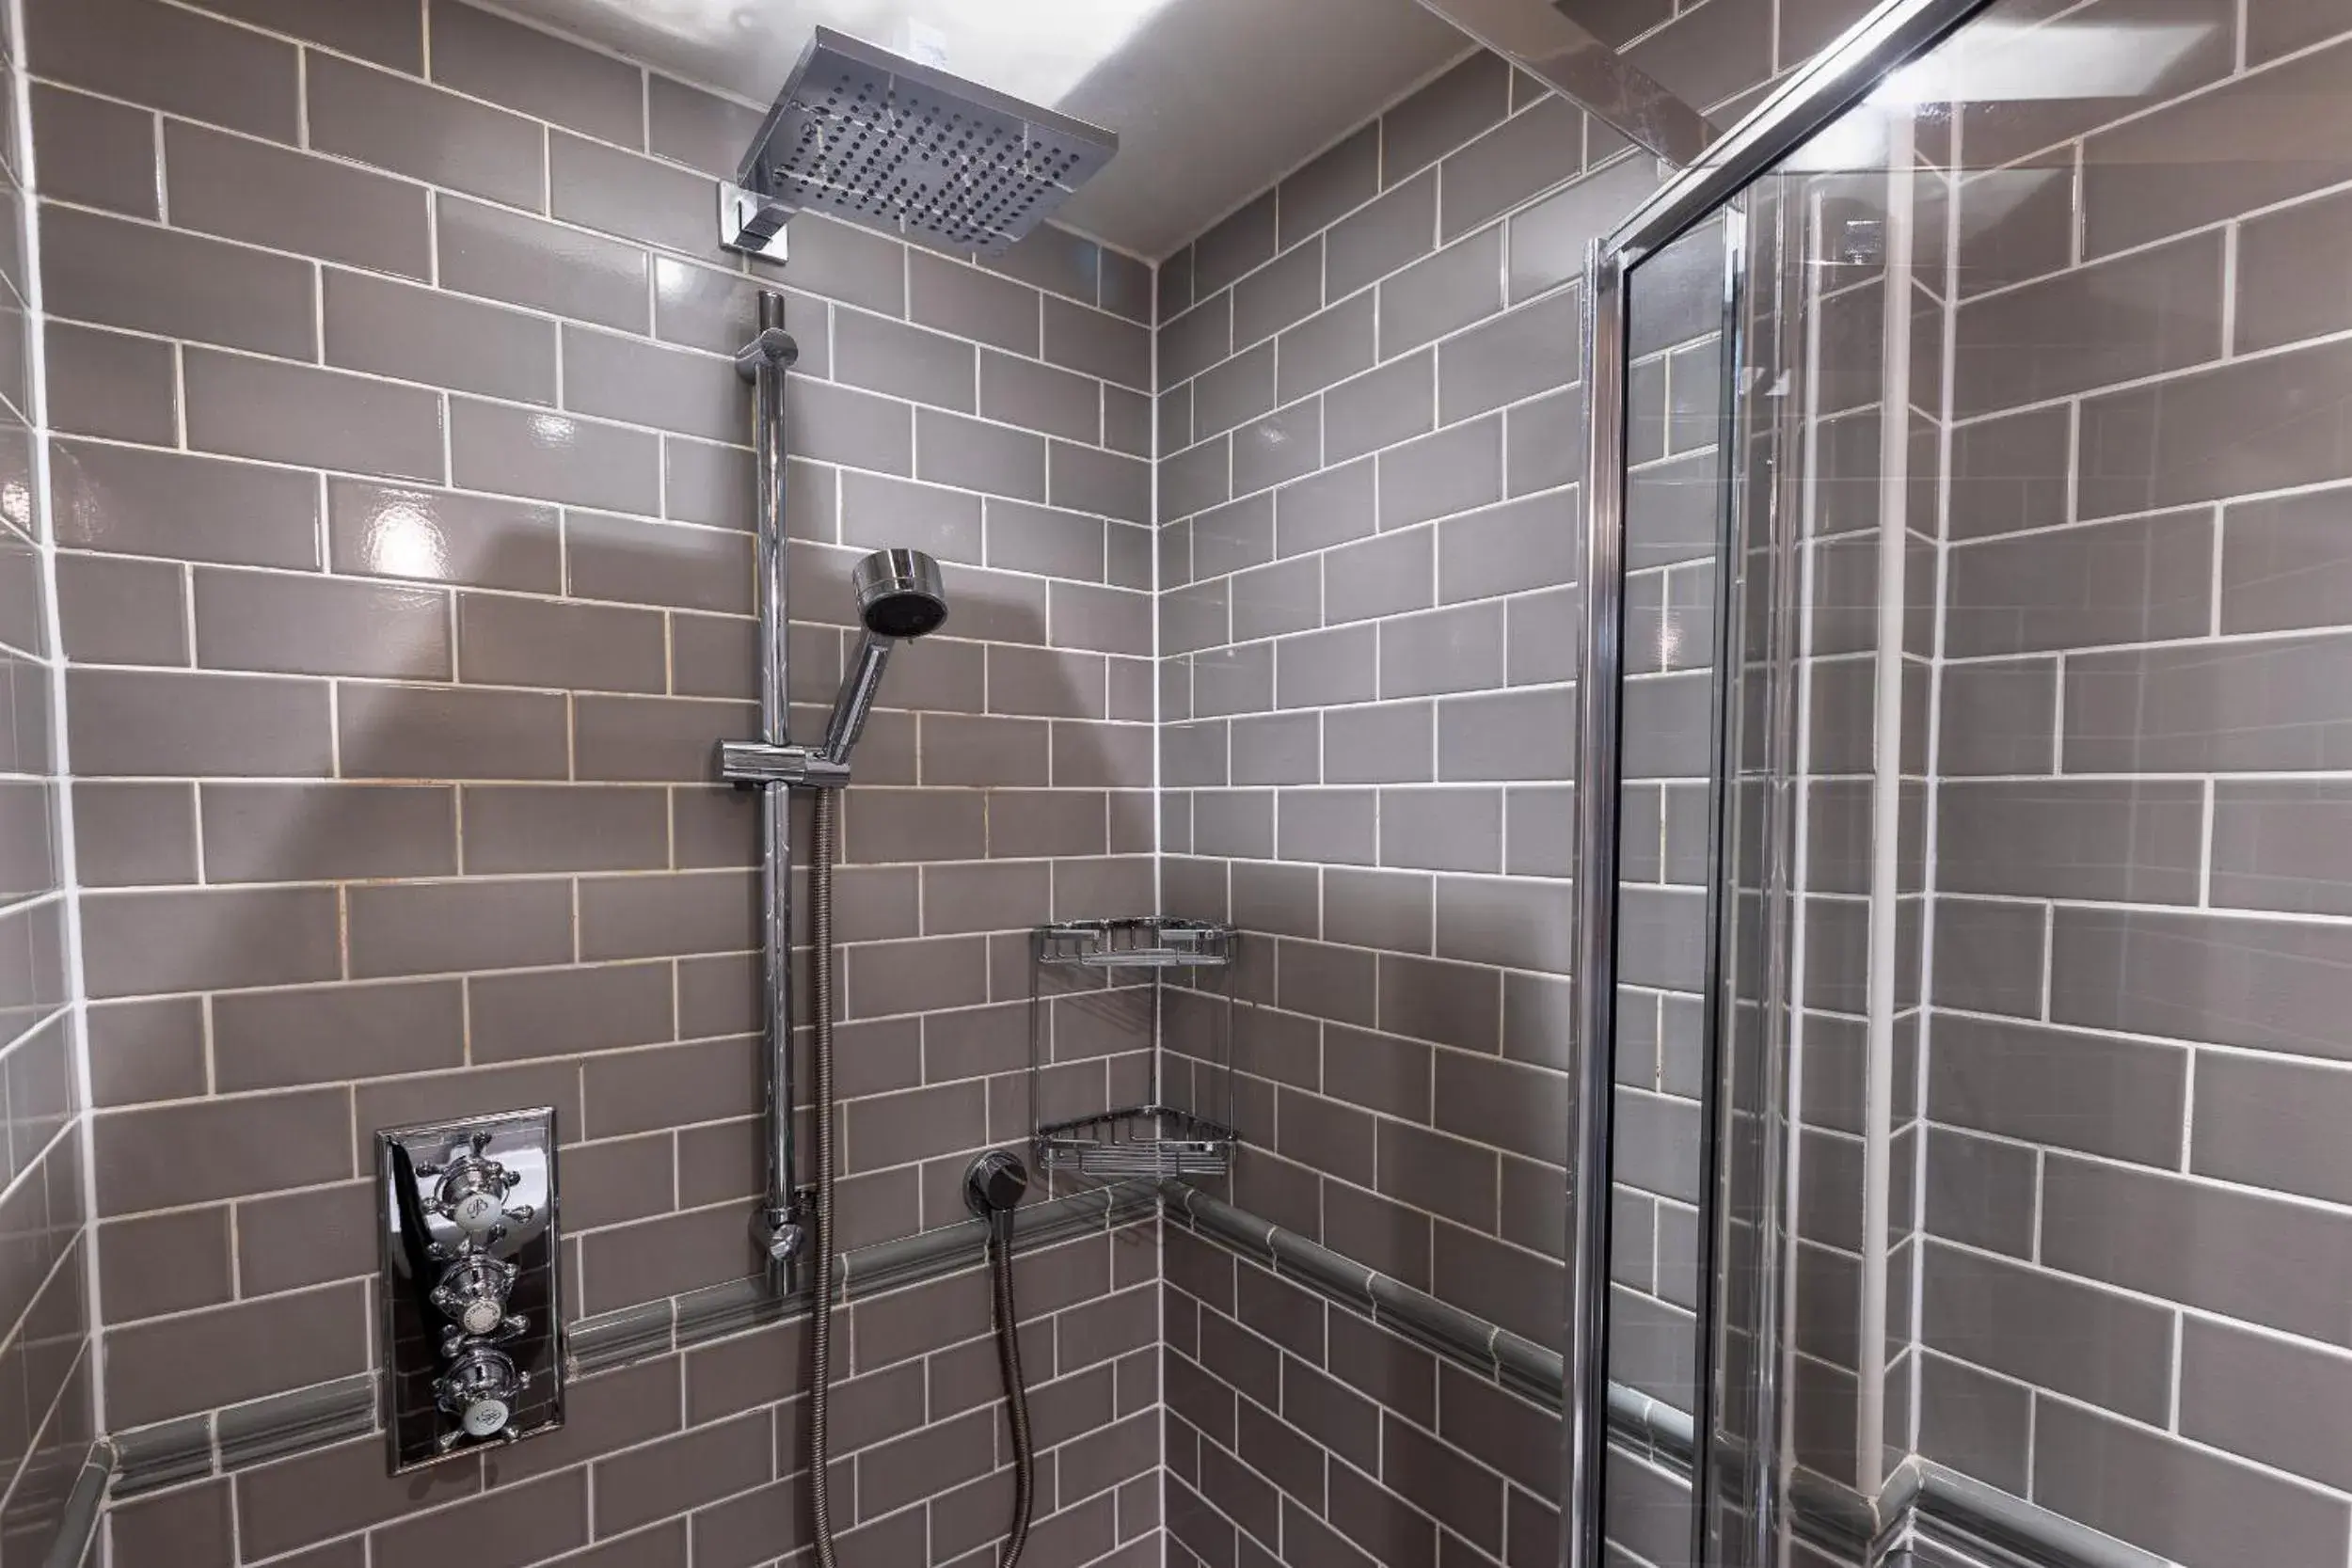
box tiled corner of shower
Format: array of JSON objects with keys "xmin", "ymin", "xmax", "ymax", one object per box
[
  {"xmin": 24, "ymin": 0, "xmax": 1164, "ymax": 1559},
  {"xmin": 0, "ymin": 1, "xmax": 98, "ymax": 1560},
  {"xmin": 1141, "ymin": 0, "xmax": 1830, "ymax": 1560}
]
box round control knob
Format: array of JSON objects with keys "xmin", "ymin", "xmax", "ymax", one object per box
[
  {"xmin": 418, "ymin": 1131, "xmax": 528, "ymax": 1238},
  {"xmin": 429, "ymin": 1255, "xmax": 518, "ymax": 1337},
  {"xmin": 435, "ymin": 1345, "xmax": 526, "ymax": 1441}
]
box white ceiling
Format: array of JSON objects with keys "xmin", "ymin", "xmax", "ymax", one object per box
[{"xmin": 495, "ymin": 0, "xmax": 1474, "ymax": 259}]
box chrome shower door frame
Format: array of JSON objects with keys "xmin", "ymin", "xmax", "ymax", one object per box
[{"xmin": 1566, "ymin": 2, "xmax": 2004, "ymax": 1565}]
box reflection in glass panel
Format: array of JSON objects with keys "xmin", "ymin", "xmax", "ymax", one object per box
[{"xmin": 1614, "ymin": 0, "xmax": 2352, "ymax": 1564}]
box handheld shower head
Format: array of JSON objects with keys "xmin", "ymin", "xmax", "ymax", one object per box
[
  {"xmin": 852, "ymin": 548, "xmax": 949, "ymax": 641},
  {"xmin": 821, "ymin": 548, "xmax": 950, "ymax": 767}
]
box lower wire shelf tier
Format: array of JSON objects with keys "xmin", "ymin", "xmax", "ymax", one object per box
[{"xmin": 1035, "ymin": 1105, "xmax": 1238, "ymax": 1180}]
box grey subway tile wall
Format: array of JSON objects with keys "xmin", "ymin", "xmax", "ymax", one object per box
[
  {"xmin": 1153, "ymin": 4, "xmax": 1874, "ymax": 1566},
  {"xmin": 24, "ymin": 0, "xmax": 1157, "ymax": 1560},
  {"xmin": 1905, "ymin": 1, "xmax": 2352, "ymax": 1561},
  {"xmin": 0, "ymin": 2, "xmax": 95, "ymax": 1563}
]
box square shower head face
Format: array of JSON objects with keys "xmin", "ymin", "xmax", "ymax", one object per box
[{"xmin": 738, "ymin": 26, "xmax": 1119, "ymax": 258}]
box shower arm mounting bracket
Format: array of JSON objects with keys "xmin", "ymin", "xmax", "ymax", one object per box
[
  {"xmin": 721, "ymin": 184, "xmax": 793, "ymax": 260},
  {"xmin": 719, "ymin": 740, "xmax": 851, "ymax": 789}
]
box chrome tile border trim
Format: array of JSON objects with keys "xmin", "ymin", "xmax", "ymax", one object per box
[
  {"xmin": 106, "ymin": 1182, "xmax": 1156, "ymax": 1498},
  {"xmin": 37, "ymin": 1440, "xmax": 111, "ymax": 1568}
]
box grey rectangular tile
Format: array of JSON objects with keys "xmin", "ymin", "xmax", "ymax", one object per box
[
  {"xmin": 1232, "ymin": 401, "xmax": 1324, "ymax": 496},
  {"xmin": 1919, "ymin": 1242, "xmax": 2172, "ymax": 1426},
  {"xmin": 47, "ymin": 323, "xmax": 174, "ymax": 445},
  {"xmin": 2209, "ymin": 779, "xmax": 2352, "ymax": 916},
  {"xmin": 2044, "ymin": 1150, "xmax": 2352, "ymax": 1354},
  {"xmin": 567, "ymin": 511, "xmax": 752, "ymax": 614},
  {"xmin": 212, "ymin": 977, "xmax": 463, "ymax": 1094},
  {"xmin": 69, "ymin": 668, "xmax": 332, "ymax": 778},
  {"xmin": 909, "ymin": 249, "xmax": 1038, "ymax": 356},
  {"xmin": 1929, "ymin": 1011, "xmax": 2185, "ymax": 1166},
  {"xmin": 1276, "ymin": 457, "xmax": 1376, "ymax": 557},
  {"xmin": 2181, "ymin": 1315, "xmax": 2352, "ymax": 1496},
  {"xmin": 1437, "ymin": 687, "xmax": 1574, "ymax": 782},
  {"xmin": 1327, "ymin": 170, "xmax": 1438, "ymax": 301},
  {"xmin": 84, "ymin": 885, "xmax": 340, "ymax": 998},
  {"xmin": 472, "ymin": 962, "xmax": 675, "ymax": 1064},
  {"xmin": 2220, "ymin": 487, "xmax": 2352, "ymax": 635},
  {"xmin": 1050, "ymin": 441, "xmax": 1150, "ymax": 524},
  {"xmin": 456, "ymin": 592, "xmax": 665, "ymax": 693},
  {"xmin": 1326, "ymin": 350, "xmax": 1435, "ymax": 466},
  {"xmin": 1921, "ymin": 1127, "xmax": 2035, "ymax": 1258},
  {"xmin": 563, "ymin": 325, "xmax": 748, "ymax": 443},
  {"xmin": 1508, "ymin": 152, "xmax": 1659, "ymax": 303},
  {"xmin": 1931, "ymin": 895, "xmax": 2045, "ymax": 1017},
  {"xmin": 164, "ymin": 119, "xmax": 428, "ymax": 279},
  {"xmin": 42, "ymin": 206, "xmax": 313, "ymax": 360},
  {"xmin": 321, "ymin": 267, "xmax": 558, "ymax": 406},
  {"xmin": 1936, "ymin": 779, "xmax": 2202, "ymax": 904},
  {"xmin": 2191, "ymin": 1050, "xmax": 2352, "ymax": 1208},
  {"xmin": 1946, "ymin": 510, "xmax": 2211, "ymax": 657},
  {"xmin": 428, "ymin": 0, "xmax": 644, "ymax": 147},
  {"xmin": 1276, "ymin": 625, "xmax": 1376, "ymax": 709},
  {"xmin": 338, "ymin": 681, "xmax": 569, "ymax": 780},
  {"xmin": 1042, "ymin": 296, "xmax": 1150, "ymax": 389},
  {"xmin": 1937, "ymin": 657, "xmax": 2056, "ymax": 776},
  {"xmin": 1952, "ymin": 232, "xmax": 2222, "ymax": 417},
  {"xmin": 2052, "ymin": 905, "xmax": 2352, "ymax": 1063},
  {"xmin": 1280, "ymin": 124, "xmax": 1379, "ymax": 248},
  {"xmin": 437, "ymin": 195, "xmax": 651, "ymax": 335},
  {"xmin": 1277, "ymin": 293, "xmax": 1376, "ymax": 408},
  {"xmin": 1379, "ymin": 226, "xmax": 1502, "ymax": 357},
  {"xmin": 200, "ymin": 783, "xmax": 454, "ymax": 883},
  {"xmin": 57, "ymin": 552, "xmax": 185, "ymax": 668},
  {"xmin": 194, "ymin": 568, "xmax": 451, "ymax": 680},
  {"xmin": 1438, "ymin": 489, "xmax": 1576, "ymax": 604},
  {"xmin": 105, "ymin": 1281, "xmax": 367, "ymax": 1430},
  {"xmin": 1234, "ymin": 241, "xmax": 1324, "ymax": 352},
  {"xmin": 2236, "ymin": 183, "xmax": 2352, "ymax": 354},
  {"xmin": 2081, "ymin": 31, "xmax": 2352, "ymax": 258},
  {"xmin": 2079, "ymin": 335, "xmax": 2352, "ymax": 518},
  {"xmin": 452, "ymin": 399, "xmax": 660, "ymax": 514},
  {"xmin": 1194, "ymin": 191, "xmax": 1277, "ymax": 297},
  {"xmin": 1325, "ymin": 529, "xmax": 1433, "ymax": 624},
  {"xmin": 1915, "ymin": 1352, "xmax": 2031, "ymax": 1496},
  {"xmin": 787, "ymin": 379, "xmax": 914, "ymax": 477},
  {"xmin": 548, "ymin": 128, "xmax": 715, "ymax": 261},
  {"xmin": 75, "ymin": 780, "xmax": 192, "ymax": 888},
  {"xmin": 1383, "ymin": 53, "xmax": 1509, "ymax": 187},
  {"xmin": 1161, "ymin": 293, "xmax": 1232, "ymax": 388},
  {"xmin": 1438, "ymin": 290, "xmax": 1578, "ymax": 424},
  {"xmin": 1194, "ymin": 342, "xmax": 1275, "ymax": 439},
  {"xmin": 980, "ymin": 352, "xmax": 1096, "ymax": 444},
  {"xmin": 2064, "ymin": 632, "xmax": 2352, "ymax": 772},
  {"xmin": 1378, "ymin": 417, "xmax": 1502, "ymax": 532},
  {"xmin": 26, "ymin": 0, "xmax": 297, "ymax": 143},
  {"xmin": 31, "ymin": 83, "xmax": 156, "ymax": 218},
  {"xmin": 1379, "ymin": 603, "xmax": 1503, "ymax": 698},
  {"xmin": 329, "ymin": 481, "xmax": 562, "ymax": 594},
  {"xmin": 349, "ymin": 878, "xmax": 574, "ymax": 978},
  {"xmin": 185, "ymin": 349, "xmax": 443, "ymax": 483},
  {"xmin": 308, "ymin": 53, "xmax": 543, "ymax": 211}
]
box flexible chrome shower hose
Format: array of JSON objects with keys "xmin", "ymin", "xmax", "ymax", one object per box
[
  {"xmin": 988, "ymin": 1204, "xmax": 1037, "ymax": 1568},
  {"xmin": 805, "ymin": 787, "xmax": 1036, "ymax": 1568}
]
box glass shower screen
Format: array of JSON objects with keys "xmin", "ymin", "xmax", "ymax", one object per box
[{"xmin": 1591, "ymin": 1, "xmax": 2352, "ymax": 1565}]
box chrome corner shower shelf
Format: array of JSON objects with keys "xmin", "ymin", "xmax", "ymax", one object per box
[{"xmin": 1029, "ymin": 919, "xmax": 1239, "ymax": 1182}]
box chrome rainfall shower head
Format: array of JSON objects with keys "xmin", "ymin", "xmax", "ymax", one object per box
[
  {"xmin": 727, "ymin": 25, "xmax": 1118, "ymax": 259},
  {"xmin": 821, "ymin": 548, "xmax": 950, "ymax": 767}
]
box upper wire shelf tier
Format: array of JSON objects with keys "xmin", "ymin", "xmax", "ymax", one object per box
[{"xmin": 1035, "ymin": 918, "xmax": 1234, "ymax": 970}]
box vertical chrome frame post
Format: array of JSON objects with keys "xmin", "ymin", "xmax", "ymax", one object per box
[
  {"xmin": 745, "ymin": 292, "xmax": 803, "ymax": 1285},
  {"xmin": 1566, "ymin": 2, "xmax": 2003, "ymax": 1565},
  {"xmin": 1565, "ymin": 238, "xmax": 1627, "ymax": 1568}
]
